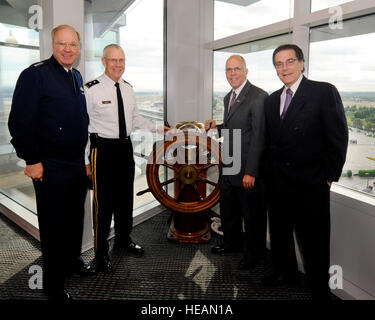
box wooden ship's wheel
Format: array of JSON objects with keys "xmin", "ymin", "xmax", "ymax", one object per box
[{"xmin": 137, "ymin": 122, "xmax": 221, "ymax": 243}]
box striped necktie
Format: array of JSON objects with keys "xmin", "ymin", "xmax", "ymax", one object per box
[{"xmin": 229, "ymin": 91, "xmax": 237, "ymax": 112}]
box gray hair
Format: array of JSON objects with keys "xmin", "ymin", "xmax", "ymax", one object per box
[
  {"xmin": 51, "ymin": 24, "xmax": 80, "ymax": 42},
  {"xmin": 102, "ymin": 44, "xmax": 124, "ymax": 58}
]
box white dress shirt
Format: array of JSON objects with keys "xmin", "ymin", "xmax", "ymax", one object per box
[{"xmin": 84, "ymin": 73, "xmax": 156, "ymax": 163}]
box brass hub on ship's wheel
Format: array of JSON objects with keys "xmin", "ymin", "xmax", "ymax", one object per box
[{"xmin": 178, "ymin": 165, "xmax": 199, "ymax": 185}]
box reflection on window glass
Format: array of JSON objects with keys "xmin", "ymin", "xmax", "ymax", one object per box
[
  {"xmin": 311, "ymin": 0, "xmax": 353, "ymax": 12},
  {"xmin": 85, "ymin": 0, "xmax": 164, "ymax": 210},
  {"xmin": 309, "ymin": 16, "xmax": 375, "ymax": 195},
  {"xmin": 0, "ymin": 23, "xmax": 39, "ymax": 46},
  {"xmin": 214, "ymin": 0, "xmax": 293, "ymax": 40},
  {"xmin": 0, "ymin": 23, "xmax": 40, "ymax": 213},
  {"xmin": 121, "ymin": 0, "xmax": 164, "ymax": 209},
  {"xmin": 213, "ymin": 34, "xmax": 292, "ymax": 122}
]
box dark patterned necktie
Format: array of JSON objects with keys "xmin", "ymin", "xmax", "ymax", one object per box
[
  {"xmin": 229, "ymin": 91, "xmax": 237, "ymax": 112},
  {"xmin": 68, "ymin": 69, "xmax": 77, "ymax": 94},
  {"xmin": 115, "ymin": 82, "xmax": 127, "ymax": 139}
]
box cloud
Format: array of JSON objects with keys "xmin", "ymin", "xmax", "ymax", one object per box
[
  {"xmin": 115, "ymin": 0, "xmax": 374, "ymax": 93},
  {"xmin": 215, "ymin": 0, "xmax": 293, "ymax": 39},
  {"xmin": 118, "ymin": 0, "xmax": 163, "ymax": 91}
]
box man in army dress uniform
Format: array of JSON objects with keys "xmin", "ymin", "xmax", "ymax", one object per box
[{"xmin": 85, "ymin": 44, "xmax": 171, "ymax": 273}]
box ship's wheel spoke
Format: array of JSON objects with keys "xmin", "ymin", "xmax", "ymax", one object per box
[
  {"xmin": 193, "ymin": 183, "xmax": 204, "ymax": 201},
  {"xmin": 160, "ymin": 177, "xmax": 177, "ymax": 187},
  {"xmin": 199, "ymin": 178, "xmax": 218, "ymax": 187},
  {"xmin": 161, "ymin": 162, "xmax": 177, "ymax": 171},
  {"xmin": 197, "ymin": 163, "xmax": 218, "ymax": 171},
  {"xmin": 175, "ymin": 183, "xmax": 186, "ymax": 201}
]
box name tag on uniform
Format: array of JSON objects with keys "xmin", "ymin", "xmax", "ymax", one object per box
[{"xmin": 102, "ymin": 100, "xmax": 112, "ymax": 104}]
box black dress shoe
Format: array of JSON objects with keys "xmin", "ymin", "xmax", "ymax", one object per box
[
  {"xmin": 68, "ymin": 262, "xmax": 96, "ymax": 277},
  {"xmin": 67, "ymin": 256, "xmax": 96, "ymax": 276},
  {"xmin": 237, "ymin": 256, "xmax": 263, "ymax": 270},
  {"xmin": 76, "ymin": 263, "xmax": 96, "ymax": 276},
  {"xmin": 47, "ymin": 289, "xmax": 73, "ymax": 301},
  {"xmin": 211, "ymin": 244, "xmax": 242, "ymax": 254},
  {"xmin": 95, "ymin": 255, "xmax": 113, "ymax": 274},
  {"xmin": 126, "ymin": 241, "xmax": 144, "ymax": 255},
  {"xmin": 262, "ymin": 273, "xmax": 300, "ymax": 287}
]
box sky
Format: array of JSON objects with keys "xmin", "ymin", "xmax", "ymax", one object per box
[
  {"xmin": 213, "ymin": 31, "xmax": 375, "ymax": 93},
  {"xmin": 119, "ymin": 0, "xmax": 164, "ymax": 92},
  {"xmin": 120, "ymin": 0, "xmax": 374, "ymax": 93},
  {"xmin": 0, "ymin": 0, "xmax": 374, "ymax": 93},
  {"xmin": 213, "ymin": 0, "xmax": 375, "ymax": 92}
]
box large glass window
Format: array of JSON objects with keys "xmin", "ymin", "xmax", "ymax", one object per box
[
  {"xmin": 85, "ymin": 0, "xmax": 164, "ymax": 210},
  {"xmin": 214, "ymin": 0, "xmax": 294, "ymax": 40},
  {"xmin": 309, "ymin": 15, "xmax": 375, "ymax": 195},
  {"xmin": 311, "ymin": 0, "xmax": 354, "ymax": 12},
  {"xmin": 213, "ymin": 34, "xmax": 292, "ymax": 122},
  {"xmin": 0, "ymin": 22, "xmax": 40, "ymax": 213}
]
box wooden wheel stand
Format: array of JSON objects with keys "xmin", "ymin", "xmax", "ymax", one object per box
[
  {"xmin": 136, "ymin": 126, "xmax": 221, "ymax": 244},
  {"xmin": 167, "ymin": 174, "xmax": 211, "ymax": 243},
  {"xmin": 167, "ymin": 212, "xmax": 211, "ymax": 243}
]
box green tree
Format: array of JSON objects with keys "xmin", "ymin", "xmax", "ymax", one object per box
[
  {"xmin": 346, "ymin": 117, "xmax": 353, "ymax": 127},
  {"xmin": 353, "ymin": 118, "xmax": 363, "ymax": 129},
  {"xmin": 358, "ymin": 170, "xmax": 375, "ymax": 177},
  {"xmin": 347, "ymin": 170, "xmax": 352, "ymax": 178},
  {"xmin": 364, "ymin": 120, "xmax": 375, "ymax": 132}
]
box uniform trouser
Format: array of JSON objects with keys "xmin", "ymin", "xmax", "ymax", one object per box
[
  {"xmin": 91, "ymin": 138, "xmax": 135, "ymax": 258},
  {"xmin": 33, "ymin": 157, "xmax": 87, "ymax": 294},
  {"xmin": 219, "ymin": 176, "xmax": 267, "ymax": 257},
  {"xmin": 268, "ymin": 183, "xmax": 331, "ymax": 298}
]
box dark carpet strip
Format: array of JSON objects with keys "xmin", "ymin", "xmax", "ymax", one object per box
[{"xmin": 0, "ymin": 210, "xmax": 331, "ymax": 300}]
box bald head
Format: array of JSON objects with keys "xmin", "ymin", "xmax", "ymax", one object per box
[
  {"xmin": 226, "ymin": 55, "xmax": 247, "ymax": 69},
  {"xmin": 225, "ymin": 55, "xmax": 248, "ymax": 89}
]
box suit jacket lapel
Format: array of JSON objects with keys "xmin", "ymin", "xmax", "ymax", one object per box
[
  {"xmin": 269, "ymin": 87, "xmax": 283, "ymax": 131},
  {"xmin": 225, "ymin": 80, "xmax": 251, "ymax": 124},
  {"xmin": 281, "ymin": 76, "xmax": 308, "ymax": 127},
  {"xmin": 223, "ymin": 92, "xmax": 230, "ymax": 124}
]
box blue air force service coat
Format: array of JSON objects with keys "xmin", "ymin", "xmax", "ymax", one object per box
[{"xmin": 8, "ymin": 55, "xmax": 89, "ymax": 164}]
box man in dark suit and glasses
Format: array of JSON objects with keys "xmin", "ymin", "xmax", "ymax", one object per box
[
  {"xmin": 263, "ymin": 44, "xmax": 348, "ymax": 299},
  {"xmin": 205, "ymin": 55, "xmax": 268, "ymax": 270}
]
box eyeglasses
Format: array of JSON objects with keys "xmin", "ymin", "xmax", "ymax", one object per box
[
  {"xmin": 54, "ymin": 42, "xmax": 80, "ymax": 50},
  {"xmin": 225, "ymin": 67, "xmax": 243, "ymax": 73},
  {"xmin": 275, "ymin": 58, "xmax": 297, "ymax": 69},
  {"xmin": 105, "ymin": 58, "xmax": 125, "ymax": 65}
]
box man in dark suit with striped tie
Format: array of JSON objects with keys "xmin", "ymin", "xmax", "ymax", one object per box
[
  {"xmin": 205, "ymin": 55, "xmax": 268, "ymax": 270},
  {"xmin": 263, "ymin": 44, "xmax": 348, "ymax": 299}
]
